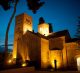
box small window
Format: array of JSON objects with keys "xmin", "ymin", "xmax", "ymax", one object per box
[{"xmin": 40, "ymin": 28, "xmax": 43, "ymax": 31}]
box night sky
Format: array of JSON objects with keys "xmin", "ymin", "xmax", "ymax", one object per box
[{"xmin": 0, "ymin": 0, "xmax": 80, "ymax": 49}]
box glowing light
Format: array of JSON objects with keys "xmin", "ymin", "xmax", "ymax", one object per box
[
  {"xmin": 77, "ymin": 57, "xmax": 80, "ymax": 70},
  {"xmin": 8, "ymin": 59, "xmax": 12, "ymax": 64},
  {"xmin": 13, "ymin": 52, "xmax": 17, "ymax": 59},
  {"xmin": 40, "ymin": 28, "xmax": 42, "ymax": 31},
  {"xmin": 49, "ymin": 50, "xmax": 62, "ymax": 69},
  {"xmin": 51, "ymin": 60, "xmax": 57, "ymax": 68},
  {"xmin": 23, "ymin": 24, "xmax": 28, "ymax": 34},
  {"xmin": 38, "ymin": 23, "xmax": 49, "ymax": 36},
  {"xmin": 23, "ymin": 23, "xmax": 32, "ymax": 34},
  {"xmin": 41, "ymin": 38, "xmax": 49, "ymax": 68},
  {"xmin": 21, "ymin": 62, "xmax": 27, "ymax": 67},
  {"xmin": 39, "ymin": 27, "xmax": 49, "ymax": 36}
]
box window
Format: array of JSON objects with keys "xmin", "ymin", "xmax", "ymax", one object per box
[{"xmin": 40, "ymin": 28, "xmax": 43, "ymax": 32}]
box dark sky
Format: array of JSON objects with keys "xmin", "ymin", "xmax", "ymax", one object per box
[{"xmin": 0, "ymin": 0, "xmax": 80, "ymax": 48}]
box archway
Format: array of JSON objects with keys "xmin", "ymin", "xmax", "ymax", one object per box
[{"xmin": 77, "ymin": 57, "xmax": 80, "ymax": 71}]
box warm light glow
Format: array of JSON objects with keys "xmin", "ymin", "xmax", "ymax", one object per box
[
  {"xmin": 50, "ymin": 58, "xmax": 61, "ymax": 69},
  {"xmin": 21, "ymin": 62, "xmax": 27, "ymax": 67},
  {"xmin": 51, "ymin": 60, "xmax": 60, "ymax": 69},
  {"xmin": 40, "ymin": 27, "xmax": 48, "ymax": 36},
  {"xmin": 49, "ymin": 50, "xmax": 62, "ymax": 69},
  {"xmin": 23, "ymin": 23, "xmax": 32, "ymax": 34},
  {"xmin": 13, "ymin": 41, "xmax": 17, "ymax": 59},
  {"xmin": 8, "ymin": 59, "xmax": 12, "ymax": 64},
  {"xmin": 23, "ymin": 27, "xmax": 28, "ymax": 34},
  {"xmin": 41, "ymin": 38, "xmax": 49, "ymax": 68},
  {"xmin": 40, "ymin": 28, "xmax": 42, "ymax": 31},
  {"xmin": 77, "ymin": 57, "xmax": 80, "ymax": 71},
  {"xmin": 13, "ymin": 52, "xmax": 17, "ymax": 59},
  {"xmin": 38, "ymin": 23, "xmax": 49, "ymax": 36}
]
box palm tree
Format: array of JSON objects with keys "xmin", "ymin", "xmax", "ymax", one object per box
[{"xmin": 75, "ymin": 17, "xmax": 80, "ymax": 39}]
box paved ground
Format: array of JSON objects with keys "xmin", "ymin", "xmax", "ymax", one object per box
[
  {"xmin": 0, "ymin": 67, "xmax": 34, "ymax": 73},
  {"xmin": 0, "ymin": 67, "xmax": 80, "ymax": 73}
]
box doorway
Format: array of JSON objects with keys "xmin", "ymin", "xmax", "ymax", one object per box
[{"xmin": 77, "ymin": 57, "xmax": 80, "ymax": 71}]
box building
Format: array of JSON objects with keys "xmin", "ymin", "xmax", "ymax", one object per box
[{"xmin": 12, "ymin": 13, "xmax": 80, "ymax": 70}]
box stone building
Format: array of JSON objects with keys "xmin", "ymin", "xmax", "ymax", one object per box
[{"xmin": 12, "ymin": 13, "xmax": 80, "ymax": 70}]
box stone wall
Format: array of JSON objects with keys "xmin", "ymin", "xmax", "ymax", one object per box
[
  {"xmin": 65, "ymin": 42, "xmax": 78, "ymax": 70},
  {"xmin": 49, "ymin": 37, "xmax": 64, "ymax": 50},
  {"xmin": 41, "ymin": 38, "xmax": 49, "ymax": 68},
  {"xmin": 13, "ymin": 13, "xmax": 32, "ymax": 59},
  {"xmin": 17, "ymin": 31, "xmax": 41, "ymax": 63},
  {"xmin": 49, "ymin": 50, "xmax": 63, "ymax": 69}
]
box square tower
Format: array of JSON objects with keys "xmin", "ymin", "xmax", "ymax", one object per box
[
  {"xmin": 38, "ymin": 23, "xmax": 49, "ymax": 36},
  {"xmin": 13, "ymin": 13, "xmax": 32, "ymax": 59}
]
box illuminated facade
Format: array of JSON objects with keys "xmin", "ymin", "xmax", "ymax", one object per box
[
  {"xmin": 13, "ymin": 13, "xmax": 32, "ymax": 59},
  {"xmin": 13, "ymin": 13, "xmax": 80, "ymax": 70},
  {"xmin": 38, "ymin": 23, "xmax": 49, "ymax": 36}
]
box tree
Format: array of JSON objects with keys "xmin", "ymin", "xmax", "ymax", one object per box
[
  {"xmin": 0, "ymin": 0, "xmax": 11, "ymax": 10},
  {"xmin": 0, "ymin": 0, "xmax": 45, "ymax": 65},
  {"xmin": 27, "ymin": 0, "xmax": 45, "ymax": 13},
  {"xmin": 0, "ymin": 0, "xmax": 19, "ymax": 65},
  {"xmin": 75, "ymin": 17, "xmax": 80, "ymax": 50},
  {"xmin": 75, "ymin": 16, "xmax": 80, "ymax": 38}
]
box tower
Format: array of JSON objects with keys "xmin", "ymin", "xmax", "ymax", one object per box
[
  {"xmin": 38, "ymin": 17, "xmax": 53, "ymax": 36},
  {"xmin": 38, "ymin": 23, "xmax": 49, "ymax": 36},
  {"xmin": 13, "ymin": 13, "xmax": 32, "ymax": 59}
]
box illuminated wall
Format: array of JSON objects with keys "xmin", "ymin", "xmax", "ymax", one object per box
[
  {"xmin": 77, "ymin": 57, "xmax": 80, "ymax": 71},
  {"xmin": 23, "ymin": 24, "xmax": 32, "ymax": 34},
  {"xmin": 62, "ymin": 44, "xmax": 68, "ymax": 69},
  {"xmin": 13, "ymin": 13, "xmax": 32, "ymax": 59},
  {"xmin": 41, "ymin": 38, "xmax": 49, "ymax": 68},
  {"xmin": 61, "ymin": 37, "xmax": 68, "ymax": 69},
  {"xmin": 49, "ymin": 36, "xmax": 68, "ymax": 69},
  {"xmin": 17, "ymin": 37, "xmax": 30, "ymax": 62},
  {"xmin": 65, "ymin": 42, "xmax": 78, "ymax": 70},
  {"xmin": 13, "ymin": 13, "xmax": 80, "ymax": 70},
  {"xmin": 13, "ymin": 14, "xmax": 24, "ymax": 59},
  {"xmin": 75, "ymin": 42, "xmax": 80, "ymax": 71},
  {"xmin": 23, "ymin": 13, "xmax": 32, "ymax": 34},
  {"xmin": 17, "ymin": 31, "xmax": 41, "ymax": 63},
  {"xmin": 49, "ymin": 50, "xmax": 63, "ymax": 69},
  {"xmin": 38, "ymin": 23, "xmax": 49, "ymax": 36}
]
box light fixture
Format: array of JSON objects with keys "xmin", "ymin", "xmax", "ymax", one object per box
[
  {"xmin": 8, "ymin": 59, "xmax": 12, "ymax": 64},
  {"xmin": 21, "ymin": 62, "xmax": 27, "ymax": 67}
]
